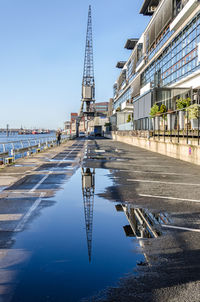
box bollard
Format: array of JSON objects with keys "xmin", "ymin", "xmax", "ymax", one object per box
[
  {"xmin": 27, "ymin": 150, "xmax": 34, "ymax": 157},
  {"xmin": 10, "ymin": 149, "xmax": 15, "ymax": 162},
  {"xmin": 5, "ymin": 157, "xmax": 14, "ymax": 164}
]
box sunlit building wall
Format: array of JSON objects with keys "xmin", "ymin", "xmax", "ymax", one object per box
[{"xmin": 113, "ymin": 0, "xmax": 200, "ymax": 130}]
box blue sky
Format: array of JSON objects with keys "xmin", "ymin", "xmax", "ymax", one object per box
[{"xmin": 0, "ymin": 0, "xmax": 150, "ymax": 129}]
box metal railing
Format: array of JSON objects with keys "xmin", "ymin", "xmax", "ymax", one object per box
[
  {"xmin": 0, "ymin": 135, "xmax": 71, "ymax": 164},
  {"xmin": 151, "ymin": 108, "xmax": 200, "ymax": 145}
]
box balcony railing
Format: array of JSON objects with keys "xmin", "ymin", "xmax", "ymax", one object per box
[{"xmin": 0, "ymin": 135, "xmax": 70, "ymax": 164}]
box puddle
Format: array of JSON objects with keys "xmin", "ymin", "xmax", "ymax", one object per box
[
  {"xmin": 0, "ymin": 186, "xmax": 6, "ymax": 193},
  {"xmin": 49, "ymin": 159, "xmax": 75, "ymax": 163},
  {"xmin": 118, "ymin": 204, "xmax": 171, "ymax": 239},
  {"xmin": 3, "ymin": 163, "xmax": 172, "ymax": 302},
  {"xmin": 39, "ymin": 167, "xmax": 74, "ymax": 173},
  {"xmin": 14, "ymin": 164, "xmax": 36, "ymax": 167},
  {"xmin": 36, "ymin": 163, "xmax": 73, "ymax": 172},
  {"xmin": 7, "ymin": 168, "xmax": 145, "ymax": 302}
]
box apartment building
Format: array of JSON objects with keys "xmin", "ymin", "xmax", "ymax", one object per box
[
  {"xmin": 70, "ymin": 113, "xmax": 78, "ymax": 134},
  {"xmin": 113, "ymin": 0, "xmax": 200, "ymax": 130},
  {"xmin": 64, "ymin": 121, "xmax": 71, "ymax": 134}
]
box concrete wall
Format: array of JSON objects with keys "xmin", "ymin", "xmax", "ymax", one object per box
[{"xmin": 106, "ymin": 131, "xmax": 200, "ymax": 165}]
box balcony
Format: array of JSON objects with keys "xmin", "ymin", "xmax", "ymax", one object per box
[
  {"xmin": 174, "ymin": 0, "xmax": 190, "ymax": 17},
  {"xmin": 121, "ymin": 100, "xmax": 134, "ymax": 112},
  {"xmin": 170, "ymin": 0, "xmax": 199, "ymax": 31},
  {"xmin": 136, "ymin": 56, "xmax": 145, "ymax": 73}
]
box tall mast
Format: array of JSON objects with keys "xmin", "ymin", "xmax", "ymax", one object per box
[
  {"xmin": 82, "ymin": 168, "xmax": 95, "ymax": 263},
  {"xmin": 77, "ymin": 5, "xmax": 95, "ymax": 136},
  {"xmin": 82, "ymin": 5, "xmax": 95, "ymax": 98}
]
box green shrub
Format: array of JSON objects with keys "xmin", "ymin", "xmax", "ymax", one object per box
[
  {"xmin": 127, "ymin": 114, "xmax": 131, "ymax": 123},
  {"xmin": 160, "ymin": 104, "xmax": 167, "ymax": 113},
  {"xmin": 176, "ymin": 97, "xmax": 191, "ymax": 110},
  {"xmin": 150, "ymin": 104, "xmax": 159, "ymax": 118},
  {"xmin": 186, "ymin": 104, "xmax": 200, "ymax": 120}
]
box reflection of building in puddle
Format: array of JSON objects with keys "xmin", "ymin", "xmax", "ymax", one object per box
[
  {"xmin": 116, "ymin": 204, "xmax": 171, "ymax": 239},
  {"xmin": 81, "ymin": 168, "xmax": 95, "ymax": 263},
  {"xmin": 116, "ymin": 203, "xmax": 171, "ymax": 265}
]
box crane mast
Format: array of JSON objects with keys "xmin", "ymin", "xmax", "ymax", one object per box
[
  {"xmin": 82, "ymin": 167, "xmax": 95, "ymax": 263},
  {"xmin": 77, "ymin": 5, "xmax": 95, "ymax": 135}
]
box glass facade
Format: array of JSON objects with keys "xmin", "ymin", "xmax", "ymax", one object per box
[
  {"xmin": 114, "ymin": 88, "xmax": 131, "ymax": 110},
  {"xmin": 113, "ymin": 5, "xmax": 200, "ymax": 131},
  {"xmin": 153, "ymin": 87, "xmax": 191, "ymax": 109},
  {"xmin": 141, "ymin": 13, "xmax": 200, "ymax": 89},
  {"xmin": 127, "ymin": 60, "xmax": 137, "ymax": 83}
]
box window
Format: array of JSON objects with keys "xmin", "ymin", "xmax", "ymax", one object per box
[{"xmin": 141, "ymin": 13, "xmax": 200, "ymax": 89}]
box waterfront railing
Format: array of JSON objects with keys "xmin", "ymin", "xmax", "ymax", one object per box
[{"xmin": 0, "ymin": 135, "xmax": 73, "ymax": 164}]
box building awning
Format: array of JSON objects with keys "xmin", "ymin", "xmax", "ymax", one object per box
[
  {"xmin": 116, "ymin": 61, "xmax": 126, "ymax": 69},
  {"xmin": 140, "ymin": 0, "xmax": 160, "ymax": 15},
  {"xmin": 124, "ymin": 39, "xmax": 139, "ymax": 50}
]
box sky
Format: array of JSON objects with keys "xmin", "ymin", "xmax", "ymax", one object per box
[{"xmin": 0, "ymin": 0, "xmax": 150, "ymax": 129}]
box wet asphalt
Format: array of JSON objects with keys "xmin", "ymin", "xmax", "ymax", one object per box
[
  {"xmin": 83, "ymin": 138, "xmax": 200, "ymax": 302},
  {"xmin": 0, "ymin": 139, "xmax": 85, "ymax": 301},
  {"xmin": 0, "ymin": 137, "xmax": 199, "ymax": 301}
]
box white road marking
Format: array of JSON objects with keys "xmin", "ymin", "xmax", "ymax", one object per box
[
  {"xmin": 120, "ymin": 170, "xmax": 193, "ymax": 176},
  {"xmin": 0, "ymin": 214, "xmax": 23, "ymax": 221},
  {"xmin": 29, "ymin": 141, "xmax": 83, "ymax": 193},
  {"xmin": 12, "ymin": 140, "xmax": 85, "ymax": 231},
  {"xmin": 127, "ymin": 179, "xmax": 200, "ymax": 186},
  {"xmin": 127, "ymin": 164, "xmax": 176, "ymax": 167},
  {"xmin": 139, "ymin": 194, "xmax": 200, "ymax": 203},
  {"xmin": 14, "ymin": 193, "xmax": 45, "ymax": 232},
  {"xmin": 95, "ymin": 150, "xmax": 105, "ymax": 153},
  {"xmin": 128, "ymin": 157, "xmax": 159, "ymax": 159},
  {"xmin": 29, "ymin": 173, "xmax": 51, "ymax": 193},
  {"xmin": 162, "ymin": 224, "xmax": 200, "ymax": 233},
  {"xmin": 58, "ymin": 141, "xmax": 83, "ymax": 165}
]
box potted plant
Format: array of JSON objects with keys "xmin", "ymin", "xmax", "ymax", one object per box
[
  {"xmin": 176, "ymin": 97, "xmax": 191, "ymax": 130},
  {"xmin": 166, "ymin": 108, "xmax": 175, "ymax": 131},
  {"xmin": 186, "ymin": 104, "xmax": 200, "ymax": 129},
  {"xmin": 127, "ymin": 114, "xmax": 131, "ymax": 123},
  {"xmin": 159, "ymin": 104, "xmax": 167, "ymax": 130},
  {"xmin": 150, "ymin": 104, "xmax": 159, "ymax": 130}
]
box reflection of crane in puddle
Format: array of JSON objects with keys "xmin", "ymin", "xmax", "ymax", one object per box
[
  {"xmin": 116, "ymin": 203, "xmax": 171, "ymax": 264},
  {"xmin": 81, "ymin": 168, "xmax": 95, "ymax": 263}
]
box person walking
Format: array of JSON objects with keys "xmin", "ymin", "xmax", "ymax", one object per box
[{"xmin": 56, "ymin": 130, "xmax": 61, "ymax": 146}]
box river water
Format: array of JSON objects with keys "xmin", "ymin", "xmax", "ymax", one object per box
[
  {"xmin": 0, "ymin": 133, "xmax": 57, "ymax": 154},
  {"xmin": 0, "ymin": 132, "xmax": 56, "ymax": 143}
]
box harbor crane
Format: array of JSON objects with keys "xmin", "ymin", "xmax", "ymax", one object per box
[
  {"xmin": 81, "ymin": 167, "xmax": 95, "ymax": 263},
  {"xmin": 77, "ymin": 5, "xmax": 95, "ymax": 136}
]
